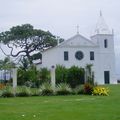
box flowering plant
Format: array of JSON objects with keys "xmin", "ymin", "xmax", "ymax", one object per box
[{"xmin": 92, "ymin": 86, "xmax": 109, "ymax": 96}]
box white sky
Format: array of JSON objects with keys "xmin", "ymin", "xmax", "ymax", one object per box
[{"xmin": 0, "ymin": 0, "xmax": 120, "ymax": 75}]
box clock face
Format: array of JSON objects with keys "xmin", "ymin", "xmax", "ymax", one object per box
[{"xmin": 75, "ymin": 51, "xmax": 84, "ymax": 60}]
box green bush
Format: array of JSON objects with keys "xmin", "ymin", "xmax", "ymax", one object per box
[
  {"xmin": 16, "ymin": 86, "xmax": 31, "ymax": 97},
  {"xmin": 55, "ymin": 65, "xmax": 68, "ymax": 84},
  {"xmin": 74, "ymin": 85, "xmax": 84, "ymax": 95},
  {"xmin": 31, "ymin": 88, "xmax": 39, "ymax": 96},
  {"xmin": 55, "ymin": 65, "xmax": 85, "ymax": 88},
  {"xmin": 0, "ymin": 90, "xmax": 2, "ymax": 97},
  {"xmin": 36, "ymin": 68, "xmax": 50, "ymax": 87},
  {"xmin": 1, "ymin": 86, "xmax": 14, "ymax": 97},
  {"xmin": 66, "ymin": 66, "xmax": 85, "ymax": 88},
  {"xmin": 56, "ymin": 83, "xmax": 72, "ymax": 95},
  {"xmin": 17, "ymin": 66, "xmax": 39, "ymax": 87},
  {"xmin": 24, "ymin": 81, "xmax": 35, "ymax": 87},
  {"xmin": 39, "ymin": 82, "xmax": 54, "ymax": 96}
]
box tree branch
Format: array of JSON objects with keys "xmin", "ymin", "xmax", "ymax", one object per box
[
  {"xmin": 7, "ymin": 44, "xmax": 26, "ymax": 57},
  {"xmin": 0, "ymin": 44, "xmax": 10, "ymax": 57}
]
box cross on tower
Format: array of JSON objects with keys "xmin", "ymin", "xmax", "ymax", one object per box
[
  {"xmin": 76, "ymin": 25, "xmax": 79, "ymax": 34},
  {"xmin": 100, "ymin": 10, "xmax": 102, "ymax": 16}
]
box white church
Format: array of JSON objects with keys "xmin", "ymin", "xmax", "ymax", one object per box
[{"xmin": 38, "ymin": 13, "xmax": 116, "ymax": 84}]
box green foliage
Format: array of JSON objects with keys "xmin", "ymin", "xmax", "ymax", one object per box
[
  {"xmin": 56, "ymin": 83, "xmax": 72, "ymax": 95},
  {"xmin": 0, "ymin": 57, "xmax": 15, "ymax": 70},
  {"xmin": 17, "ymin": 65, "xmax": 38, "ymax": 86},
  {"xmin": 39, "ymin": 82, "xmax": 53, "ymax": 96},
  {"xmin": 27, "ymin": 66, "xmax": 38, "ymax": 82},
  {"xmin": 55, "ymin": 65, "xmax": 67, "ymax": 84},
  {"xmin": 31, "ymin": 88, "xmax": 39, "ymax": 96},
  {"xmin": 92, "ymin": 86, "xmax": 109, "ymax": 96},
  {"xmin": 1, "ymin": 86, "xmax": 14, "ymax": 97},
  {"xmin": 19, "ymin": 58, "xmax": 29, "ymax": 70},
  {"xmin": 17, "ymin": 68, "xmax": 28, "ymax": 85},
  {"xmin": 17, "ymin": 66, "xmax": 50, "ymax": 87},
  {"xmin": 55, "ymin": 65, "xmax": 85, "ymax": 88},
  {"xmin": 24, "ymin": 81, "xmax": 35, "ymax": 87},
  {"xmin": 38, "ymin": 68, "xmax": 50, "ymax": 84},
  {"xmin": 0, "ymin": 24, "xmax": 64, "ymax": 65},
  {"xmin": 67, "ymin": 66, "xmax": 85, "ymax": 88},
  {"xmin": 16, "ymin": 86, "xmax": 31, "ymax": 97},
  {"xmin": 74, "ymin": 85, "xmax": 84, "ymax": 95}
]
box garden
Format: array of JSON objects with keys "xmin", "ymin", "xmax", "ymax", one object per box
[
  {"xmin": 0, "ymin": 57, "xmax": 119, "ymax": 120},
  {"xmin": 0, "ymin": 84, "xmax": 120, "ymax": 120},
  {"xmin": 0, "ymin": 64, "xmax": 109, "ymax": 97}
]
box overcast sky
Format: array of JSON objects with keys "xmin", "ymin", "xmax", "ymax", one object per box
[{"xmin": 0, "ymin": 0, "xmax": 120, "ymax": 75}]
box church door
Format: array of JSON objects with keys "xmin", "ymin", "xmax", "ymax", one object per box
[{"xmin": 104, "ymin": 71, "xmax": 110, "ymax": 84}]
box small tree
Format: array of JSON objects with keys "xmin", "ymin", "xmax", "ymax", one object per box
[
  {"xmin": 66, "ymin": 66, "xmax": 85, "ymax": 88},
  {"xmin": 17, "ymin": 65, "xmax": 38, "ymax": 86},
  {"xmin": 38, "ymin": 68, "xmax": 50, "ymax": 85},
  {"xmin": 55, "ymin": 65, "xmax": 68, "ymax": 84}
]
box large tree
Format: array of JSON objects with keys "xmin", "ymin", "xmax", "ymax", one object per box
[{"xmin": 0, "ymin": 24, "xmax": 63, "ymax": 64}]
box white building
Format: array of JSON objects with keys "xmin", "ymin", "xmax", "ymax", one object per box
[{"xmin": 38, "ymin": 13, "xmax": 116, "ymax": 84}]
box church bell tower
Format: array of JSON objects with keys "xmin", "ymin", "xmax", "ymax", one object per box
[{"xmin": 91, "ymin": 12, "xmax": 116, "ymax": 84}]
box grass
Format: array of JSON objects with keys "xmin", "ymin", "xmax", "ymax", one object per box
[{"xmin": 0, "ymin": 84, "xmax": 120, "ymax": 120}]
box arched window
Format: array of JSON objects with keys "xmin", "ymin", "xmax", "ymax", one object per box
[{"xmin": 104, "ymin": 39, "xmax": 108, "ymax": 48}]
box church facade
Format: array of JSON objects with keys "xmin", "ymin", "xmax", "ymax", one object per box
[{"xmin": 38, "ymin": 14, "xmax": 116, "ymax": 84}]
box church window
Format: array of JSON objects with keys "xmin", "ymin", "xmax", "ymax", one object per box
[
  {"xmin": 90, "ymin": 51, "xmax": 94, "ymax": 60},
  {"xmin": 75, "ymin": 51, "xmax": 84, "ymax": 60},
  {"xmin": 64, "ymin": 51, "xmax": 69, "ymax": 61},
  {"xmin": 104, "ymin": 39, "xmax": 108, "ymax": 48}
]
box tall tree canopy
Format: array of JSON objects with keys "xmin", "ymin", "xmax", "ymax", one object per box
[{"xmin": 0, "ymin": 24, "xmax": 63, "ymax": 64}]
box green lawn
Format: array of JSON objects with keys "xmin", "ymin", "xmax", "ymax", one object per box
[{"xmin": 0, "ymin": 84, "xmax": 120, "ymax": 120}]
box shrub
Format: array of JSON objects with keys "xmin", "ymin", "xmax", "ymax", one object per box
[
  {"xmin": 84, "ymin": 83, "xmax": 93, "ymax": 95},
  {"xmin": 74, "ymin": 85, "xmax": 84, "ymax": 95},
  {"xmin": 39, "ymin": 68, "xmax": 50, "ymax": 84},
  {"xmin": 55, "ymin": 65, "xmax": 68, "ymax": 84},
  {"xmin": 56, "ymin": 83, "xmax": 72, "ymax": 95},
  {"xmin": 16, "ymin": 86, "xmax": 31, "ymax": 97},
  {"xmin": 24, "ymin": 81, "xmax": 35, "ymax": 87},
  {"xmin": 66, "ymin": 66, "xmax": 85, "ymax": 88},
  {"xmin": 17, "ymin": 65, "xmax": 39, "ymax": 86},
  {"xmin": 31, "ymin": 88, "xmax": 39, "ymax": 96},
  {"xmin": 92, "ymin": 86, "xmax": 109, "ymax": 96},
  {"xmin": 0, "ymin": 90, "xmax": 2, "ymax": 97},
  {"xmin": 1, "ymin": 86, "xmax": 14, "ymax": 97},
  {"xmin": 39, "ymin": 82, "xmax": 54, "ymax": 96}
]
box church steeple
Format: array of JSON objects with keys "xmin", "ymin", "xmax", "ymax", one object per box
[{"xmin": 93, "ymin": 11, "xmax": 112, "ymax": 35}]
